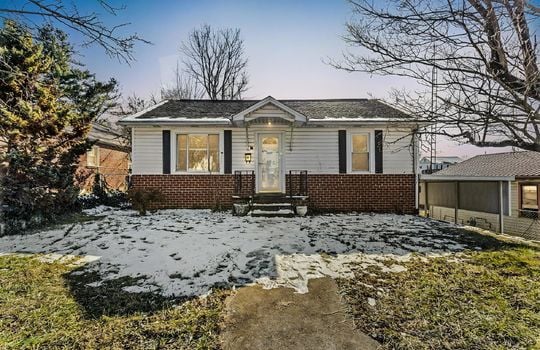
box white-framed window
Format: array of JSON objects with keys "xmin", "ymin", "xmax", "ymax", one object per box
[
  {"xmin": 176, "ymin": 134, "xmax": 220, "ymax": 172},
  {"xmin": 86, "ymin": 146, "xmax": 99, "ymax": 167},
  {"xmin": 351, "ymin": 133, "xmax": 370, "ymax": 172},
  {"xmin": 520, "ymin": 184, "xmax": 539, "ymax": 219}
]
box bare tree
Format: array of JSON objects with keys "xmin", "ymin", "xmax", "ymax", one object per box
[
  {"xmin": 332, "ymin": 0, "xmax": 540, "ymax": 152},
  {"xmin": 106, "ymin": 94, "xmax": 159, "ymax": 146},
  {"xmin": 0, "ymin": 0, "xmax": 149, "ymax": 62},
  {"xmin": 181, "ymin": 24, "xmax": 248, "ymax": 100},
  {"xmin": 161, "ymin": 61, "xmax": 205, "ymax": 99}
]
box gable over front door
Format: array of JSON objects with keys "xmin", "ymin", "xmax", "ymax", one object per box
[{"xmin": 257, "ymin": 133, "xmax": 283, "ymax": 193}]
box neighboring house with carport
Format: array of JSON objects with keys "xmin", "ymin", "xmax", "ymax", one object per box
[
  {"xmin": 77, "ymin": 122, "xmax": 130, "ymax": 192},
  {"xmin": 420, "ymin": 151, "xmax": 540, "ymax": 241},
  {"xmin": 119, "ymin": 96, "xmax": 421, "ymax": 215}
]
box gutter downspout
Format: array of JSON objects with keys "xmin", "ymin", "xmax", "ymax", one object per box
[{"xmin": 413, "ymin": 129, "xmax": 419, "ymax": 211}]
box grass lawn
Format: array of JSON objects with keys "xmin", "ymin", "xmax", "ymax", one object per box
[
  {"xmin": 0, "ymin": 255, "xmax": 229, "ymax": 350},
  {"xmin": 339, "ymin": 245, "xmax": 540, "ymax": 349}
]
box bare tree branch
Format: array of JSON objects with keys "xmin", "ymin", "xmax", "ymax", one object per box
[
  {"xmin": 161, "ymin": 61, "xmax": 205, "ymax": 100},
  {"xmin": 0, "ymin": 0, "xmax": 149, "ymax": 63},
  {"xmin": 181, "ymin": 24, "xmax": 248, "ymax": 100},
  {"xmin": 331, "ymin": 0, "xmax": 540, "ymax": 151}
]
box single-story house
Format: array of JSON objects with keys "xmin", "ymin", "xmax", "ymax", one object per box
[
  {"xmin": 420, "ymin": 151, "xmax": 540, "ymax": 241},
  {"xmin": 77, "ymin": 122, "xmax": 130, "ymax": 192},
  {"xmin": 118, "ymin": 96, "xmax": 421, "ymax": 213}
]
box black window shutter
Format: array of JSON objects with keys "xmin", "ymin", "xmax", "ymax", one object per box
[
  {"xmin": 338, "ymin": 130, "xmax": 347, "ymax": 174},
  {"xmin": 224, "ymin": 130, "xmax": 232, "ymax": 174},
  {"xmin": 162, "ymin": 130, "xmax": 171, "ymax": 174},
  {"xmin": 375, "ymin": 130, "xmax": 383, "ymax": 173}
]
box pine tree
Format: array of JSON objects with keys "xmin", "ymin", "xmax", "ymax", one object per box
[{"xmin": 0, "ymin": 21, "xmax": 117, "ymax": 232}]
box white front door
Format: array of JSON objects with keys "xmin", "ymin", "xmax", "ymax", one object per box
[{"xmin": 257, "ymin": 133, "xmax": 282, "ymax": 193}]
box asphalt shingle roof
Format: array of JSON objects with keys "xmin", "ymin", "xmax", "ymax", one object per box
[
  {"xmin": 133, "ymin": 99, "xmax": 408, "ymax": 120},
  {"xmin": 435, "ymin": 151, "xmax": 540, "ymax": 178}
]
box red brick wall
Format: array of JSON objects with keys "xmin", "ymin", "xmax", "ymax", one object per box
[
  {"xmin": 130, "ymin": 175, "xmax": 236, "ymax": 209},
  {"xmin": 131, "ymin": 174, "xmax": 416, "ymax": 213},
  {"xmin": 296, "ymin": 174, "xmax": 416, "ymax": 214},
  {"xmin": 78, "ymin": 146, "xmax": 130, "ymax": 192}
]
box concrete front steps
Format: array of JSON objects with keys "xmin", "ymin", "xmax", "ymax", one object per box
[
  {"xmin": 250, "ymin": 202, "xmax": 295, "ymax": 217},
  {"xmin": 233, "ymin": 194, "xmax": 309, "ymax": 217}
]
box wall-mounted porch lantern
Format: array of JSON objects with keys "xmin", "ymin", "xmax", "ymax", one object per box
[{"xmin": 244, "ymin": 152, "xmax": 252, "ymax": 164}]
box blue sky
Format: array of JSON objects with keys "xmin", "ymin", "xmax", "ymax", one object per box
[
  {"xmin": 60, "ymin": 0, "xmax": 414, "ymax": 100},
  {"xmin": 1, "ymin": 0, "xmax": 511, "ymax": 158}
]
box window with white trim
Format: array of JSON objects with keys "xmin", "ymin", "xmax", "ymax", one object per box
[
  {"xmin": 520, "ymin": 184, "xmax": 539, "ymax": 218},
  {"xmin": 351, "ymin": 134, "xmax": 369, "ymax": 172},
  {"xmin": 86, "ymin": 146, "xmax": 99, "ymax": 167},
  {"xmin": 176, "ymin": 134, "xmax": 219, "ymax": 172}
]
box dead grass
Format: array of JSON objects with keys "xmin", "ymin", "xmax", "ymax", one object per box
[
  {"xmin": 339, "ymin": 245, "xmax": 540, "ymax": 350},
  {"xmin": 0, "ymin": 255, "xmax": 230, "ymax": 349}
]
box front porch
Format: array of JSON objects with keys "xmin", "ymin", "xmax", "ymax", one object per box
[{"xmin": 232, "ymin": 170, "xmax": 309, "ymax": 217}]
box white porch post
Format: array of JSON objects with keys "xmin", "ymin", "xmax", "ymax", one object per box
[
  {"xmin": 498, "ymin": 181, "xmax": 504, "ymax": 233},
  {"xmin": 454, "ymin": 181, "xmax": 459, "ymax": 224}
]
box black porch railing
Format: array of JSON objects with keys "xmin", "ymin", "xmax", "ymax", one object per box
[
  {"xmin": 288, "ymin": 170, "xmax": 308, "ymax": 197},
  {"xmin": 234, "ymin": 170, "xmax": 255, "ymax": 198}
]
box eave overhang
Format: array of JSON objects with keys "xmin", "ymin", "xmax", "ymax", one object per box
[{"xmin": 420, "ymin": 175, "xmax": 515, "ymax": 182}]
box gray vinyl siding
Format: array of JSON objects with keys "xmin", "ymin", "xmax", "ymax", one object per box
[
  {"xmin": 132, "ymin": 127, "xmax": 162, "ymax": 175},
  {"xmin": 131, "ymin": 125, "xmax": 415, "ymax": 175}
]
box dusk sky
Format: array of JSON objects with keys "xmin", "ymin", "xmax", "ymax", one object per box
[{"xmin": 4, "ymin": 0, "xmax": 514, "ymax": 158}]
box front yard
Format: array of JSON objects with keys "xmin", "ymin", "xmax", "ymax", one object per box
[
  {"xmin": 0, "ymin": 254, "xmax": 229, "ymax": 349},
  {"xmin": 0, "ymin": 208, "xmax": 538, "ymax": 349}
]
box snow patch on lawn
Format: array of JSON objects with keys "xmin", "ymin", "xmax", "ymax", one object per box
[
  {"xmin": 0, "ymin": 207, "xmax": 485, "ymax": 296},
  {"xmin": 256, "ymin": 252, "xmax": 443, "ymax": 293}
]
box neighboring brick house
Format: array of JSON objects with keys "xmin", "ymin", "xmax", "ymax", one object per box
[
  {"xmin": 78, "ymin": 123, "xmax": 130, "ymax": 192},
  {"xmin": 420, "ymin": 151, "xmax": 540, "ymax": 241},
  {"xmin": 118, "ymin": 96, "xmax": 421, "ymax": 213}
]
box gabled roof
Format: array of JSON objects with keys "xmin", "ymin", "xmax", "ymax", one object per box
[
  {"xmin": 118, "ymin": 97, "xmax": 410, "ymax": 125},
  {"xmin": 433, "ymin": 151, "xmax": 540, "ymax": 178},
  {"xmin": 88, "ymin": 122, "xmax": 128, "ymax": 151},
  {"xmin": 231, "ymin": 96, "xmax": 307, "ymax": 123}
]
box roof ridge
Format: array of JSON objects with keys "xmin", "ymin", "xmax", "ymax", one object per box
[
  {"xmin": 165, "ymin": 98, "xmax": 371, "ymax": 102},
  {"xmin": 469, "ymin": 150, "xmax": 532, "ymax": 158}
]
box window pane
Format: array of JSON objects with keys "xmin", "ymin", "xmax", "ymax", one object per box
[
  {"xmin": 522, "ymin": 185, "xmax": 538, "ymax": 210},
  {"xmin": 189, "ymin": 150, "xmax": 208, "ymax": 171},
  {"xmin": 209, "ymin": 135, "xmax": 219, "ymax": 172},
  {"xmin": 352, "ymin": 153, "xmax": 369, "ymax": 171},
  {"xmin": 189, "ymin": 135, "xmax": 207, "ymax": 149},
  {"xmin": 352, "ymin": 135, "xmax": 368, "ymax": 152},
  {"xmin": 87, "ymin": 146, "xmax": 99, "ymax": 167},
  {"xmin": 177, "ymin": 135, "xmax": 187, "ymax": 171},
  {"xmin": 178, "ymin": 135, "xmax": 187, "ymax": 150},
  {"xmin": 209, "ymin": 134, "xmax": 219, "ymax": 151},
  {"xmin": 209, "ymin": 150, "xmax": 219, "ymax": 172}
]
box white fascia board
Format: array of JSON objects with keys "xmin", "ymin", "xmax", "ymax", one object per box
[
  {"xmin": 308, "ymin": 118, "xmax": 426, "ymax": 125},
  {"xmin": 118, "ymin": 118, "xmax": 232, "ymax": 127},
  {"xmin": 420, "ymin": 175, "xmax": 515, "ymax": 181},
  {"xmin": 232, "ymin": 96, "xmax": 307, "ymax": 123}
]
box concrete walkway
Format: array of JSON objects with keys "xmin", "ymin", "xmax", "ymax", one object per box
[{"xmin": 221, "ymin": 278, "xmax": 380, "ymax": 350}]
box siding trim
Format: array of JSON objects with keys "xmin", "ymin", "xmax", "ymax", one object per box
[
  {"xmin": 375, "ymin": 130, "xmax": 383, "ymax": 173},
  {"xmin": 224, "ymin": 130, "xmax": 232, "ymax": 174},
  {"xmin": 338, "ymin": 130, "xmax": 347, "ymax": 174},
  {"xmin": 162, "ymin": 130, "xmax": 171, "ymax": 174}
]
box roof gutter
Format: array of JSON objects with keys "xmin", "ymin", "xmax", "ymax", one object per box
[
  {"xmin": 420, "ymin": 175, "xmax": 515, "ymax": 181},
  {"xmin": 117, "ymin": 118, "xmax": 233, "ymax": 126},
  {"xmin": 307, "ymin": 119, "xmax": 428, "ymax": 126}
]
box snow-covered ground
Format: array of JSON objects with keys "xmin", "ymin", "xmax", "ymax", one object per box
[{"xmin": 0, "ymin": 207, "xmax": 490, "ymax": 296}]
